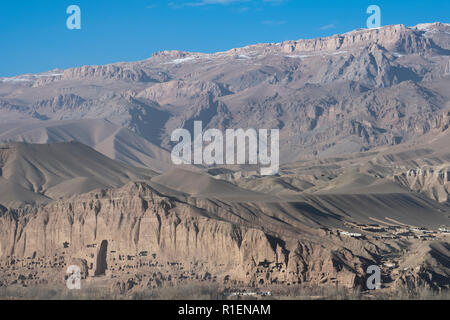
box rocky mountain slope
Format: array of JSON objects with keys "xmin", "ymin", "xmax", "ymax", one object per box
[
  {"xmin": 1, "ymin": 23, "xmax": 450, "ymax": 162},
  {"xmin": 0, "ymin": 23, "xmax": 449, "ymax": 297}
]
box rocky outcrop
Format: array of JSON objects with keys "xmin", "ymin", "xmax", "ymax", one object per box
[
  {"xmin": 0, "ymin": 178, "xmax": 448, "ymax": 294},
  {"xmin": 241, "ymin": 24, "xmax": 446, "ymax": 56},
  {"xmin": 34, "ymin": 94, "xmax": 85, "ymax": 112},
  {"xmin": 392, "ymin": 242, "xmax": 450, "ymax": 291},
  {"xmin": 0, "ymin": 182, "xmax": 372, "ymax": 290},
  {"xmin": 396, "ymin": 166, "xmax": 450, "ymax": 203},
  {"xmin": 137, "ymin": 80, "xmax": 231, "ymax": 103},
  {"xmin": 62, "ymin": 65, "xmax": 154, "ymax": 82},
  {"xmin": 435, "ymin": 111, "xmax": 450, "ymax": 132}
]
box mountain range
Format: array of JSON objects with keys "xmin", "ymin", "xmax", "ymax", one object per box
[
  {"xmin": 1, "ymin": 23, "xmax": 450, "ymax": 162},
  {"xmin": 0, "ymin": 22, "xmax": 449, "ymax": 298}
]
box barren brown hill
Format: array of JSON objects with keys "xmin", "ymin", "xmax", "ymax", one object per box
[
  {"xmin": 0, "ymin": 119, "xmax": 173, "ymax": 172},
  {"xmin": 0, "ymin": 142, "xmax": 155, "ymax": 208}
]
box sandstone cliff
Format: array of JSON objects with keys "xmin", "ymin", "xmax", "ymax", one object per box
[{"xmin": 0, "ymin": 180, "xmax": 448, "ymax": 294}]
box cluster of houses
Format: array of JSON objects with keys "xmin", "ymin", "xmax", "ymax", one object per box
[
  {"xmin": 338, "ymin": 222, "xmax": 450, "ymax": 240},
  {"xmin": 224, "ymin": 290, "xmax": 272, "ymax": 297}
]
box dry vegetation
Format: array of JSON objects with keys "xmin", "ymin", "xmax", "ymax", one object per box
[{"xmin": 1, "ymin": 283, "xmax": 449, "ymax": 300}]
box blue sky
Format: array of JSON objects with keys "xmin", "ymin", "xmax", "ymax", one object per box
[{"xmin": 0, "ymin": 0, "xmax": 449, "ymax": 77}]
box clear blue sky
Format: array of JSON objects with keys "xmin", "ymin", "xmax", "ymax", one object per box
[{"xmin": 0, "ymin": 0, "xmax": 449, "ymax": 77}]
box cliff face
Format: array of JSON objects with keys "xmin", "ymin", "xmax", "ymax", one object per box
[
  {"xmin": 435, "ymin": 111, "xmax": 450, "ymax": 132},
  {"xmin": 0, "ymin": 182, "xmax": 367, "ymax": 290},
  {"xmin": 279, "ymin": 25, "xmax": 435, "ymax": 54},
  {"xmin": 0, "ymin": 179, "xmax": 448, "ymax": 294},
  {"xmin": 61, "ymin": 65, "xmax": 154, "ymax": 82},
  {"xmin": 396, "ymin": 166, "xmax": 450, "ymax": 203}
]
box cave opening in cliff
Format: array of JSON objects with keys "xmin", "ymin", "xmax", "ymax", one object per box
[{"xmin": 94, "ymin": 240, "xmax": 108, "ymax": 276}]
